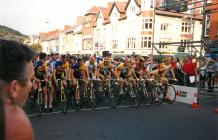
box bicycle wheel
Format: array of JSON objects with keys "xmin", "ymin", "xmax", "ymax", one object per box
[
  {"xmin": 166, "ymin": 85, "xmax": 176, "ymax": 104},
  {"xmin": 151, "ymin": 85, "xmax": 164, "ymax": 106},
  {"xmin": 61, "ymin": 89, "xmax": 67, "ymax": 113},
  {"xmin": 37, "ymin": 104, "xmax": 43, "ymax": 117},
  {"xmin": 37, "ymin": 91, "xmax": 43, "ymax": 117},
  {"xmin": 109, "ymin": 84, "xmax": 119, "ymax": 108},
  {"xmin": 143, "ymin": 89, "xmax": 153, "ymax": 106},
  {"xmin": 61, "ymin": 101, "xmax": 67, "ymax": 113},
  {"xmin": 131, "ymin": 95, "xmax": 140, "ymax": 107},
  {"xmin": 89, "ymin": 88, "xmax": 97, "ymax": 109}
]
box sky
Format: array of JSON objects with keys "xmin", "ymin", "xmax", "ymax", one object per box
[{"xmin": 0, "ymin": 0, "xmax": 113, "ymax": 35}]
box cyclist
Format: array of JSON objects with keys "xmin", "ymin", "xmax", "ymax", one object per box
[
  {"xmin": 34, "ymin": 52, "xmax": 49, "ymax": 112},
  {"xmin": 85, "ymin": 55, "xmax": 98, "ymax": 79},
  {"xmin": 53, "ymin": 54, "xmax": 69, "ymax": 102},
  {"xmin": 134, "ymin": 57, "xmax": 151, "ymax": 79},
  {"xmin": 97, "ymin": 57, "xmax": 116, "ymax": 80},
  {"xmin": 71, "ymin": 57, "xmax": 89, "ymax": 105},
  {"xmin": 47, "ymin": 53, "xmax": 56, "ymax": 111},
  {"xmin": 156, "ymin": 58, "xmax": 176, "ymax": 101},
  {"xmin": 116, "ymin": 57, "xmax": 137, "ymax": 94}
]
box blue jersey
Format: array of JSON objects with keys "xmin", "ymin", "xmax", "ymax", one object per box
[
  {"xmin": 55, "ymin": 60, "xmax": 64, "ymax": 75},
  {"xmin": 35, "ymin": 60, "xmax": 46, "ymax": 79}
]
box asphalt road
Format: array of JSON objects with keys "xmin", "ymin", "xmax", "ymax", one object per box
[{"xmin": 28, "ymin": 95, "xmax": 218, "ymax": 140}]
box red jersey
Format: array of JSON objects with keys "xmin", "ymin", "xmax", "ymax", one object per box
[
  {"xmin": 171, "ymin": 61, "xmax": 176, "ymax": 69},
  {"xmin": 182, "ymin": 62, "xmax": 196, "ymax": 76}
]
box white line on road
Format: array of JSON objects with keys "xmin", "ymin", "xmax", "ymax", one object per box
[{"xmin": 27, "ymin": 104, "xmax": 150, "ymax": 117}]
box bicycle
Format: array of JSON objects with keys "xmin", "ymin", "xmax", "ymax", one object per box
[
  {"xmin": 56, "ymin": 79, "xmax": 67, "ymax": 113},
  {"xmin": 105, "ymin": 79, "xmax": 120, "ymax": 108},
  {"xmin": 122, "ymin": 78, "xmax": 140, "ymax": 107},
  {"xmin": 87, "ymin": 79, "xmax": 97, "ymax": 109},
  {"xmin": 150, "ymin": 78, "xmax": 177, "ymax": 106},
  {"xmin": 36, "ymin": 80, "xmax": 44, "ymax": 117},
  {"xmin": 135, "ymin": 78, "xmax": 153, "ymax": 106}
]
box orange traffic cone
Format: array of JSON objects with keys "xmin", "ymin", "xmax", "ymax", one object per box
[
  {"xmin": 191, "ymin": 93, "xmax": 200, "ymax": 109},
  {"xmin": 214, "ymin": 108, "xmax": 218, "ymax": 114}
]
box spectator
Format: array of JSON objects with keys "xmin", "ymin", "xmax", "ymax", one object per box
[
  {"xmin": 174, "ymin": 58, "xmax": 183, "ymax": 85},
  {"xmin": 0, "ymin": 39, "xmax": 35, "ymax": 140},
  {"xmin": 170, "ymin": 57, "xmax": 177, "ymax": 69},
  {"xmin": 182, "ymin": 55, "xmax": 197, "ymax": 87},
  {"xmin": 206, "ymin": 59, "xmax": 215, "ymax": 92},
  {"xmin": 213, "ymin": 58, "xmax": 218, "ymax": 88},
  {"xmin": 199, "ymin": 61, "xmax": 207, "ymax": 89}
]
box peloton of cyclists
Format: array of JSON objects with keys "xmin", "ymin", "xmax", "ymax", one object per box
[{"xmin": 30, "ymin": 52, "xmax": 179, "ymax": 112}]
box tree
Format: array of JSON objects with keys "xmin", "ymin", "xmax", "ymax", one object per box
[{"xmin": 28, "ymin": 43, "xmax": 42, "ymax": 52}]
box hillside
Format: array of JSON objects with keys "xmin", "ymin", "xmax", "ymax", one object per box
[{"xmin": 0, "ymin": 25, "xmax": 27, "ymax": 41}]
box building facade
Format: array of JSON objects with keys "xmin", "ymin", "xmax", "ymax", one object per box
[{"xmin": 40, "ymin": 0, "xmax": 203, "ymax": 56}]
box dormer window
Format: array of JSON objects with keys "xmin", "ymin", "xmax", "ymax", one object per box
[{"xmin": 131, "ymin": 6, "xmax": 135, "ymax": 13}]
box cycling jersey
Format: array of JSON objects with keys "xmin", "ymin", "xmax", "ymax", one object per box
[
  {"xmin": 48, "ymin": 59, "xmax": 56, "ymax": 76},
  {"xmin": 98, "ymin": 62, "xmax": 114, "ymax": 77},
  {"xmin": 35, "ymin": 60, "xmax": 46, "ymax": 80},
  {"xmin": 55, "ymin": 60, "xmax": 68, "ymax": 75},
  {"xmin": 72, "ymin": 63, "xmax": 86, "ymax": 79},
  {"xmin": 85, "ymin": 61, "xmax": 97, "ymax": 72},
  {"xmin": 117, "ymin": 63, "xmax": 131, "ymax": 79}
]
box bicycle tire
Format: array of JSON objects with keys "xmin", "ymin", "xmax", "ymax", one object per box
[
  {"xmin": 37, "ymin": 104, "xmax": 43, "ymax": 117},
  {"xmin": 151, "ymin": 85, "xmax": 164, "ymax": 106},
  {"xmin": 61, "ymin": 102, "xmax": 67, "ymax": 113},
  {"xmin": 167, "ymin": 84, "xmax": 176, "ymax": 104}
]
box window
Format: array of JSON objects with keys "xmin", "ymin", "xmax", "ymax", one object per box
[
  {"xmin": 127, "ymin": 37, "xmax": 136, "ymax": 49},
  {"xmin": 150, "ymin": 0, "xmax": 154, "ymax": 8},
  {"xmin": 160, "ymin": 23, "xmax": 169, "ymax": 31},
  {"xmin": 131, "ymin": 6, "xmax": 135, "ymax": 13},
  {"xmin": 141, "ymin": 36, "xmax": 152, "ymax": 48},
  {"xmin": 160, "ymin": 0, "xmax": 166, "ymax": 7},
  {"xmin": 143, "ymin": 0, "xmax": 146, "ymax": 9},
  {"xmin": 181, "ymin": 39, "xmax": 190, "ymax": 47},
  {"xmin": 85, "ymin": 16, "xmax": 90, "ymax": 22},
  {"xmin": 113, "ymin": 11, "xmax": 118, "ymax": 18},
  {"xmin": 142, "ymin": 0, "xmax": 154, "ymax": 9},
  {"xmin": 84, "ymin": 39, "xmax": 92, "ymax": 49},
  {"xmin": 142, "ymin": 18, "xmax": 153, "ymax": 30},
  {"xmin": 112, "ymin": 40, "xmax": 118, "ymax": 49},
  {"xmin": 96, "ymin": 29, "xmax": 100, "ymax": 37},
  {"xmin": 112, "ymin": 25, "xmax": 117, "ymax": 34},
  {"xmin": 207, "ymin": 0, "xmax": 212, "ymax": 4},
  {"xmin": 205, "ymin": 14, "xmax": 210, "ymax": 36},
  {"xmin": 181, "ymin": 21, "xmax": 191, "ymax": 33},
  {"xmin": 159, "ymin": 41, "xmax": 168, "ymax": 49},
  {"xmin": 85, "ymin": 28, "xmax": 92, "ymax": 35}
]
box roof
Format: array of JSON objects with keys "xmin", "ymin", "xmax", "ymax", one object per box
[
  {"xmin": 125, "ymin": 0, "xmax": 141, "ymax": 10},
  {"xmin": 108, "ymin": 1, "xmax": 128, "ymax": 20},
  {"xmin": 96, "ymin": 7, "xmax": 111, "ymax": 24},
  {"xmin": 135, "ymin": 0, "xmax": 141, "ymax": 7},
  {"xmin": 114, "ymin": 1, "xmax": 127, "ymax": 13},
  {"xmin": 155, "ymin": 9, "xmax": 203, "ymax": 20},
  {"xmin": 85, "ymin": 6, "xmax": 99, "ymax": 16},
  {"xmin": 65, "ymin": 24, "xmax": 82, "ymax": 34}
]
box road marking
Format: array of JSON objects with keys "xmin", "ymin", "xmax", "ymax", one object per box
[{"xmin": 27, "ymin": 103, "xmax": 172, "ymax": 117}]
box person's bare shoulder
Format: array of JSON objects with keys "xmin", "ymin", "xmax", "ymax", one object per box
[{"xmin": 4, "ymin": 103, "xmax": 34, "ymax": 140}]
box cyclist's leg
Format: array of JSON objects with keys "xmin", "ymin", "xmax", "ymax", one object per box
[
  {"xmin": 42, "ymin": 81, "xmax": 48, "ymax": 111},
  {"xmin": 48, "ymin": 78, "xmax": 54, "ymax": 110},
  {"xmin": 161, "ymin": 77, "xmax": 169, "ymax": 99}
]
